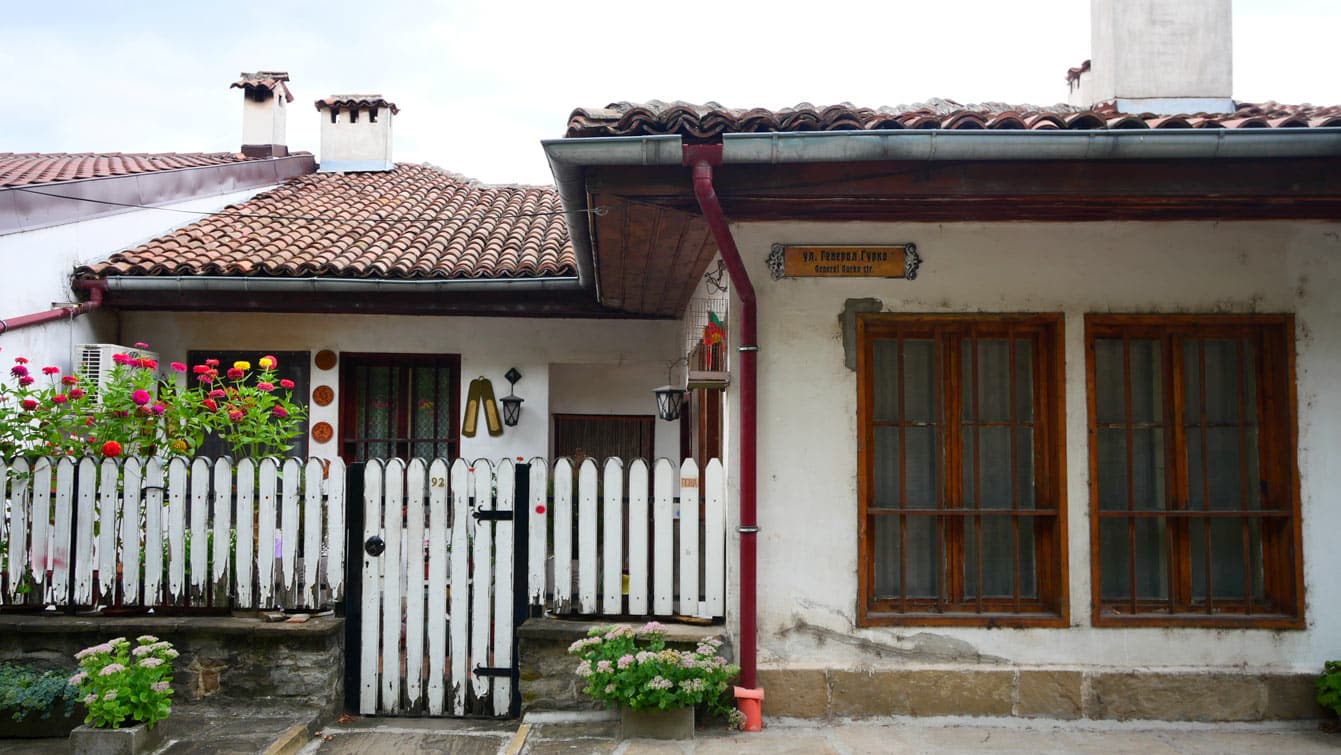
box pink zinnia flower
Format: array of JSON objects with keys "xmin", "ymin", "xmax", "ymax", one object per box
[
  {"xmin": 51, "ymin": 394, "xmax": 67, "ymax": 405},
  {"xmin": 208, "ymin": 389, "xmax": 226, "ymax": 399},
  {"xmin": 205, "ymin": 358, "xmax": 219, "ymax": 367},
  {"xmin": 151, "ymin": 403, "xmax": 166, "ymax": 416},
  {"xmin": 69, "ymin": 388, "xmax": 85, "ymax": 399},
  {"xmin": 226, "ymin": 367, "xmax": 244, "ymax": 380},
  {"xmin": 131, "ymin": 389, "xmax": 151, "ymax": 405},
  {"xmin": 258, "ymin": 355, "xmax": 277, "ymax": 369},
  {"xmin": 197, "ymin": 374, "xmax": 214, "ymax": 384},
  {"xmin": 10, "ymin": 364, "xmax": 27, "ymax": 378},
  {"xmin": 271, "ymin": 406, "xmax": 287, "ymax": 418},
  {"xmin": 192, "ymin": 364, "xmax": 210, "ymax": 374},
  {"xmin": 257, "ymin": 382, "xmax": 274, "ymax": 392},
  {"xmin": 202, "ymin": 399, "xmax": 218, "ymax": 412},
  {"xmin": 41, "ymin": 366, "xmax": 59, "ymax": 375},
  {"xmin": 228, "ymin": 410, "xmax": 244, "ymax": 422},
  {"xmin": 279, "ymin": 378, "xmax": 295, "ymax": 389},
  {"xmin": 134, "ymin": 342, "xmax": 149, "ymax": 349},
  {"xmin": 18, "ymin": 376, "xmax": 33, "ymax": 387},
  {"xmin": 170, "ymin": 362, "xmax": 187, "ymax": 373},
  {"xmin": 112, "ymin": 353, "xmax": 131, "ymax": 366},
  {"xmin": 61, "ymin": 375, "xmax": 78, "ymax": 385},
  {"xmin": 13, "ymin": 357, "xmax": 28, "ymax": 365}
]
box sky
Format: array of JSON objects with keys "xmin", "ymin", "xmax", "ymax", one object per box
[{"xmin": 3, "ymin": 0, "xmax": 1338, "ymax": 185}]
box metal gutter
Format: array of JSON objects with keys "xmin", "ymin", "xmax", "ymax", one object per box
[
  {"xmin": 97, "ymin": 275, "xmax": 582, "ymax": 294},
  {"xmin": 719, "ymin": 127, "xmax": 1341, "ymax": 164},
  {"xmin": 542, "ymin": 136, "xmax": 683, "ymax": 299},
  {"xmin": 0, "ymin": 283, "xmax": 103, "ymax": 337}
]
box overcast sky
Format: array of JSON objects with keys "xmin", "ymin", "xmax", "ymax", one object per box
[{"xmin": 4, "ymin": 0, "xmax": 1337, "ymax": 185}]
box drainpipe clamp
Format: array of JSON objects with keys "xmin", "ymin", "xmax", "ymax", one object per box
[
  {"xmin": 738, "ymin": 525, "xmax": 760, "ymax": 534},
  {"xmin": 739, "ymin": 345, "xmax": 759, "ymax": 352}
]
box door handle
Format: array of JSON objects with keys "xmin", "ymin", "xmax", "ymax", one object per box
[{"xmin": 364, "ymin": 536, "xmax": 385, "ymax": 557}]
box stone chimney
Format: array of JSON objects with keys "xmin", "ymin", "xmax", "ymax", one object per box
[
  {"xmin": 231, "ymin": 71, "xmax": 292, "ymax": 158},
  {"xmin": 1068, "ymin": 0, "xmax": 1234, "ymax": 114},
  {"xmin": 314, "ymin": 95, "xmax": 399, "ymax": 172}
]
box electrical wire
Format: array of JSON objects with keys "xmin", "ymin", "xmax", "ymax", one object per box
[{"xmin": 10, "ymin": 186, "xmax": 608, "ymax": 223}]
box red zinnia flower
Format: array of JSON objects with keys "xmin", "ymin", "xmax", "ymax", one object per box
[
  {"xmin": 131, "ymin": 389, "xmax": 151, "ymax": 406},
  {"xmin": 102, "ymin": 440, "xmax": 122, "ymax": 457},
  {"xmin": 13, "ymin": 357, "xmax": 28, "ymax": 364},
  {"xmin": 208, "ymin": 389, "xmax": 226, "ymax": 399},
  {"xmin": 20, "ymin": 398, "xmax": 38, "ymax": 410},
  {"xmin": 69, "ymin": 388, "xmax": 85, "ymax": 399},
  {"xmin": 271, "ymin": 406, "xmax": 287, "ymax": 418},
  {"xmin": 257, "ymin": 382, "xmax": 274, "ymax": 392},
  {"xmin": 138, "ymin": 358, "xmax": 158, "ymax": 370},
  {"xmin": 202, "ymin": 399, "xmax": 218, "ymax": 412},
  {"xmin": 193, "ymin": 364, "xmax": 210, "ymax": 374},
  {"xmin": 134, "ymin": 342, "xmax": 149, "ymax": 349},
  {"xmin": 226, "ymin": 367, "xmax": 244, "ymax": 380},
  {"xmin": 61, "ymin": 375, "xmax": 78, "ymax": 385},
  {"xmin": 205, "ymin": 358, "xmax": 219, "ymax": 367},
  {"xmin": 228, "ymin": 410, "xmax": 244, "ymax": 422},
  {"xmin": 279, "ymin": 379, "xmax": 295, "ymax": 390},
  {"xmin": 170, "ymin": 362, "xmax": 187, "ymax": 373},
  {"xmin": 18, "ymin": 376, "xmax": 34, "ymax": 387},
  {"xmin": 10, "ymin": 364, "xmax": 28, "ymax": 378},
  {"xmin": 258, "ymin": 355, "xmax": 278, "ymax": 369},
  {"xmin": 112, "ymin": 353, "xmax": 131, "ymax": 366},
  {"xmin": 151, "ymin": 403, "xmax": 166, "ymax": 416},
  {"xmin": 52, "ymin": 394, "xmax": 67, "ymax": 405},
  {"xmin": 42, "ymin": 366, "xmax": 59, "ymax": 375}
]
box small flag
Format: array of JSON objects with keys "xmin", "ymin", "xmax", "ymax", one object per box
[{"xmin": 703, "ymin": 311, "xmax": 726, "ymax": 346}]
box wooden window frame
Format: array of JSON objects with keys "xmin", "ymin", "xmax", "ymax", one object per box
[
  {"xmin": 1085, "ymin": 314, "xmax": 1304, "ymax": 629},
  {"xmin": 856, "ymin": 313, "xmax": 1068, "ymax": 628},
  {"xmin": 338, "ymin": 353, "xmax": 461, "ymax": 463}
]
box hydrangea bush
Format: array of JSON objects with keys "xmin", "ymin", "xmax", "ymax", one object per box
[
  {"xmin": 70, "ymin": 636, "xmax": 176, "ymax": 729},
  {"xmin": 568, "ymin": 622, "xmax": 743, "ymax": 728},
  {"xmin": 0, "ymin": 345, "xmax": 305, "ymax": 460}
]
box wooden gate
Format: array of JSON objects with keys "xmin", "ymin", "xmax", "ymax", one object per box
[{"xmin": 350, "ymin": 458, "xmax": 527, "ymax": 718}]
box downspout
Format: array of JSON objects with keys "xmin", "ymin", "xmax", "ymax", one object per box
[
  {"xmin": 683, "ymin": 143, "xmax": 763, "ymax": 720},
  {"xmin": 0, "ymin": 280, "xmax": 104, "ymax": 337}
]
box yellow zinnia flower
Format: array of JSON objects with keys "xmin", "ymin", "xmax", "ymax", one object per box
[{"xmin": 233, "ymin": 360, "xmax": 250, "ymax": 371}]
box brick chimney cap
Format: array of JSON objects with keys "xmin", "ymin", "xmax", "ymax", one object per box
[
  {"xmin": 315, "ymin": 94, "xmax": 400, "ymax": 115},
  {"xmin": 232, "ymin": 72, "xmax": 294, "ymax": 103}
]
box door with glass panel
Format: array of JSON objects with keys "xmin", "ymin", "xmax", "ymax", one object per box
[{"xmin": 339, "ymin": 354, "xmax": 461, "ymax": 462}]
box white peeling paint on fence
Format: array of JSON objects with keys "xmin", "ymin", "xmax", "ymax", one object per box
[
  {"xmin": 470, "ymin": 459, "xmax": 494, "ymax": 705},
  {"xmin": 448, "ymin": 458, "xmax": 471, "ymax": 716},
  {"xmin": 679, "ymin": 458, "xmax": 701, "ymax": 617},
  {"xmin": 653, "ymin": 458, "xmax": 674, "ymax": 616},
  {"xmin": 552, "ymin": 458, "xmax": 573, "ymax": 613},
  {"xmin": 189, "ymin": 458, "xmax": 209, "ymax": 604},
  {"xmin": 73, "ymin": 458, "xmax": 97, "ymax": 605},
  {"xmin": 577, "ymin": 458, "xmax": 598, "ymax": 614},
  {"xmin": 302, "ymin": 458, "xmax": 323, "ymax": 610},
  {"xmin": 142, "ymin": 458, "xmax": 164, "ymax": 606},
  {"xmin": 380, "ymin": 458, "xmax": 405, "ymax": 714},
  {"xmin": 166, "ymin": 458, "xmax": 187, "ymax": 605},
  {"xmin": 493, "ymin": 459, "xmax": 515, "ymax": 717},
  {"xmin": 526, "ymin": 459, "xmax": 547, "ymax": 609},
  {"xmin": 213, "ymin": 458, "xmax": 233, "ymax": 605},
  {"xmin": 256, "ymin": 459, "xmax": 277, "ymax": 609},
  {"xmin": 704, "ymin": 458, "xmax": 726, "ymax": 617},
  {"xmin": 602, "ymin": 458, "xmax": 623, "ymax": 616},
  {"xmin": 4, "ymin": 459, "xmax": 29, "ymax": 604},
  {"xmin": 119, "ymin": 459, "xmax": 142, "ymax": 606},
  {"xmin": 358, "ymin": 459, "xmax": 383, "ymax": 716},
  {"xmin": 425, "ymin": 457, "xmax": 450, "ymax": 716},
  {"xmin": 281, "ymin": 458, "xmax": 302, "ymax": 602},
  {"xmin": 627, "ymin": 459, "xmax": 649, "ymax": 615},
  {"xmin": 234, "ymin": 458, "xmax": 255, "ymax": 608},
  {"xmin": 50, "ymin": 458, "xmax": 73, "ymax": 604},
  {"xmin": 29, "ymin": 459, "xmax": 51, "ymax": 599},
  {"xmin": 97, "ymin": 459, "xmax": 119, "ymax": 600},
  {"xmin": 404, "ymin": 458, "xmax": 427, "ymax": 711}
]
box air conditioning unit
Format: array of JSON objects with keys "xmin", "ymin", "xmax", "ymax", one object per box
[{"xmin": 77, "ymin": 343, "xmax": 160, "ymax": 398}]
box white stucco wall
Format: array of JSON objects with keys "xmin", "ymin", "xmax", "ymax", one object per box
[
  {"xmin": 723, "ymin": 219, "xmax": 1340, "ymax": 673},
  {"xmin": 319, "ymin": 107, "xmax": 393, "ymax": 168},
  {"xmin": 1089, "ymin": 0, "xmax": 1233, "ymax": 111},
  {"xmin": 119, "ymin": 311, "xmax": 682, "ymax": 463},
  {"xmin": 242, "ymin": 94, "xmax": 286, "ymax": 147},
  {"xmin": 0, "ymin": 186, "xmax": 277, "ymax": 374}
]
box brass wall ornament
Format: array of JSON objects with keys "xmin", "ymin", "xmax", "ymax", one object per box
[{"xmin": 767, "ymin": 243, "xmax": 920, "ymax": 281}]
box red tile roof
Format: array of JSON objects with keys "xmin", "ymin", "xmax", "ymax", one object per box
[
  {"xmin": 0, "ymin": 152, "xmax": 264, "ymax": 188},
  {"xmin": 231, "ymin": 71, "xmax": 294, "ymax": 103},
  {"xmin": 565, "ymin": 99, "xmax": 1341, "ymax": 139},
  {"xmin": 76, "ymin": 163, "xmax": 573, "ymax": 280},
  {"xmin": 315, "ymin": 95, "xmax": 400, "ymax": 115}
]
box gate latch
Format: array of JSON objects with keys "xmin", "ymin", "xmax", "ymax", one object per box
[
  {"xmin": 364, "ymin": 536, "xmax": 385, "ymax": 557},
  {"xmin": 473, "ymin": 509, "xmax": 514, "ymax": 522}
]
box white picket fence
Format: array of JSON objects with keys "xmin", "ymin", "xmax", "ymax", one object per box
[
  {"xmin": 356, "ymin": 456, "xmax": 725, "ymax": 717},
  {"xmin": 0, "ymin": 456, "xmax": 346, "ymax": 610}
]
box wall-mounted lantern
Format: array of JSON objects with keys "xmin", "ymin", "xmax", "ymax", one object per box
[
  {"xmin": 500, "ymin": 367, "xmax": 524, "ymax": 427},
  {"xmin": 653, "ymin": 357, "xmax": 688, "ymax": 422}
]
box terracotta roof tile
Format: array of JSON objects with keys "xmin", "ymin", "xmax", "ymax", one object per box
[
  {"xmin": 231, "ymin": 71, "xmax": 294, "ymax": 103},
  {"xmin": 565, "ymin": 99, "xmax": 1341, "ymax": 139},
  {"xmin": 0, "ymin": 152, "xmax": 263, "ymax": 188},
  {"xmin": 315, "ymin": 94, "xmax": 400, "ymax": 115},
  {"xmin": 76, "ymin": 164, "xmax": 573, "ymax": 281}
]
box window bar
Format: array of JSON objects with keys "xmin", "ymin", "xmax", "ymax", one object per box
[
  {"xmin": 935, "ymin": 334, "xmax": 948, "ymax": 614},
  {"xmin": 1196, "ymin": 339, "xmax": 1213, "ymax": 613},
  {"xmin": 971, "ymin": 332, "xmax": 983, "ymax": 613},
  {"xmin": 1009, "ymin": 331, "xmax": 1021, "ymax": 613},
  {"xmin": 1235, "ymin": 336, "xmax": 1253, "ymax": 613},
  {"xmin": 896, "ymin": 338, "xmax": 908, "ymax": 606},
  {"xmin": 1122, "ymin": 337, "xmax": 1137, "ymax": 616}
]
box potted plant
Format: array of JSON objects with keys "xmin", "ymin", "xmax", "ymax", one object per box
[
  {"xmin": 67, "ymin": 636, "xmax": 177, "ymax": 755},
  {"xmin": 1318, "ymin": 660, "xmax": 1341, "ymax": 733},
  {"xmin": 0, "ymin": 663, "xmax": 82, "ymax": 738},
  {"xmin": 568, "ymin": 622, "xmax": 742, "ymax": 739}
]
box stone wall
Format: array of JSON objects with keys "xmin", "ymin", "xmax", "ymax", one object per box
[
  {"xmin": 0, "ymin": 615, "xmax": 344, "ymax": 717},
  {"xmin": 517, "ymin": 617, "xmax": 730, "ymax": 712},
  {"xmin": 759, "ymin": 667, "xmax": 1326, "ymax": 721}
]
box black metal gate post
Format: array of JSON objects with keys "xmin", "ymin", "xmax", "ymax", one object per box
[
  {"xmin": 342, "ymin": 462, "xmax": 366, "ymax": 714},
  {"xmin": 509, "ymin": 462, "xmax": 530, "ymax": 718}
]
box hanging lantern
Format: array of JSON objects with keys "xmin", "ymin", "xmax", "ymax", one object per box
[
  {"xmin": 653, "ymin": 385, "xmax": 687, "ymax": 422},
  {"xmin": 501, "ymin": 367, "xmax": 524, "ymax": 427}
]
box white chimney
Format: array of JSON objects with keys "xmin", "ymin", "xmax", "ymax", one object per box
[
  {"xmin": 1070, "ymin": 0, "xmax": 1234, "ymax": 114},
  {"xmin": 232, "ymin": 71, "xmax": 292, "ymax": 158},
  {"xmin": 315, "ymin": 95, "xmax": 398, "ymax": 172}
]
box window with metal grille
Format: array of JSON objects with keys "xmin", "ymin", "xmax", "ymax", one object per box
[
  {"xmin": 1087, "ymin": 315, "xmax": 1302, "ymax": 628},
  {"xmin": 339, "ymin": 354, "xmax": 460, "ymax": 462},
  {"xmin": 857, "ymin": 315, "xmax": 1067, "ymax": 626},
  {"xmin": 553, "ymin": 414, "xmax": 655, "ymax": 465}
]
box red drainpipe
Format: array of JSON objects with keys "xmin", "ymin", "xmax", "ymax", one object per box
[
  {"xmin": 0, "ymin": 280, "xmax": 105, "ymax": 336},
  {"xmin": 683, "ymin": 143, "xmax": 760, "ymax": 699}
]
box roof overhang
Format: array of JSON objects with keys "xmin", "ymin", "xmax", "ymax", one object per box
[{"xmin": 544, "ymin": 128, "xmax": 1341, "ymax": 316}]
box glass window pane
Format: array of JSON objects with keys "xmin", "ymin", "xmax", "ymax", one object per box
[
  {"xmin": 1133, "ymin": 518, "xmax": 1169, "ymax": 601},
  {"xmin": 872, "ymin": 515, "xmax": 901, "ymax": 598},
  {"xmin": 1096, "ymin": 428, "xmax": 1129, "ymax": 511},
  {"xmin": 968, "ymin": 338, "xmax": 1011, "ymax": 423},
  {"xmin": 872, "ymin": 340, "xmax": 900, "ymax": 422},
  {"xmin": 1014, "ymin": 338, "xmax": 1034, "ymax": 422},
  {"xmin": 1098, "ymin": 518, "xmax": 1130, "ymax": 601},
  {"xmin": 1128, "ymin": 339, "xmax": 1162, "ymax": 424},
  {"xmin": 965, "ymin": 515, "xmax": 1014, "ymax": 598},
  {"xmin": 902, "ymin": 340, "xmax": 936, "ymax": 424},
  {"xmin": 1131, "ymin": 428, "xmax": 1166, "ymax": 511},
  {"xmin": 1094, "ymin": 339, "xmax": 1125, "ymax": 424},
  {"xmin": 904, "ymin": 516, "xmax": 939, "ymax": 598},
  {"xmin": 872, "ymin": 427, "xmax": 900, "ymax": 509},
  {"xmin": 903, "ymin": 427, "xmax": 939, "ymax": 509},
  {"xmin": 1015, "ymin": 427, "xmax": 1036, "ymax": 509},
  {"xmin": 977, "ymin": 426, "xmax": 1012, "ymax": 510}
]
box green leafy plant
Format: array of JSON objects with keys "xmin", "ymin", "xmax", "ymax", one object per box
[
  {"xmin": 199, "ymin": 355, "xmax": 306, "ymax": 459},
  {"xmin": 1318, "ymin": 660, "xmax": 1341, "ymax": 720},
  {"xmin": 0, "ymin": 663, "xmax": 79, "ymax": 722},
  {"xmin": 71, "ymin": 636, "xmax": 176, "ymax": 729},
  {"xmin": 568, "ymin": 622, "xmax": 743, "ymax": 728}
]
